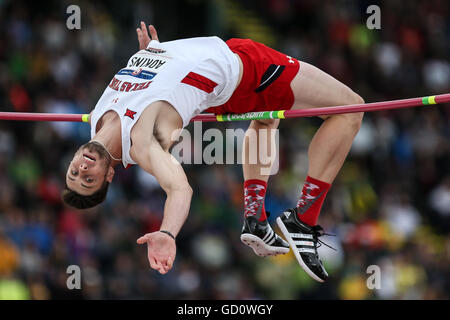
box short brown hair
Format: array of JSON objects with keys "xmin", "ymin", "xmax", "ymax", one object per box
[{"xmin": 62, "ymin": 181, "xmax": 110, "ymax": 209}]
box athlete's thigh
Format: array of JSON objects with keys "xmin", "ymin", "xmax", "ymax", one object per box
[{"xmin": 290, "ymin": 61, "xmax": 362, "ymax": 110}]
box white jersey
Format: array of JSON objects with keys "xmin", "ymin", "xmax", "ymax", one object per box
[{"xmin": 90, "ymin": 37, "xmax": 240, "ymax": 168}]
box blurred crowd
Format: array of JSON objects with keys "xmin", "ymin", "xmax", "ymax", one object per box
[{"xmin": 0, "ymin": 0, "xmax": 449, "ymax": 299}]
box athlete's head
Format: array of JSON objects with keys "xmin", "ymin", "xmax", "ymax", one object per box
[{"xmin": 62, "ymin": 141, "xmax": 115, "ymax": 209}]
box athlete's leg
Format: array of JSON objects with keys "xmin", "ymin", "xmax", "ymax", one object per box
[
  {"xmin": 276, "ymin": 61, "xmax": 364, "ymax": 282},
  {"xmin": 243, "ymin": 118, "xmax": 280, "ymax": 183},
  {"xmin": 279, "ymin": 61, "xmax": 363, "ymax": 230},
  {"xmin": 290, "ymin": 61, "xmax": 364, "ymax": 184},
  {"xmin": 240, "ymin": 118, "xmax": 289, "ymax": 256},
  {"xmin": 242, "ymin": 118, "xmax": 279, "ymax": 222}
]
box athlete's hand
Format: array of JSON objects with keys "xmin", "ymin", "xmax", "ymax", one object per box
[
  {"xmin": 137, "ymin": 231, "xmax": 175, "ymax": 274},
  {"xmin": 136, "ymin": 21, "xmax": 159, "ymax": 50}
]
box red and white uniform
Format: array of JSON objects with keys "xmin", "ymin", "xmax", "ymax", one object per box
[
  {"xmin": 207, "ymin": 38, "xmax": 300, "ymax": 115},
  {"xmin": 90, "ymin": 36, "xmax": 240, "ymax": 168},
  {"xmin": 90, "ymin": 37, "xmax": 300, "ymax": 168}
]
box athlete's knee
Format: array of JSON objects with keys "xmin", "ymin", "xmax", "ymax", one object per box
[
  {"xmin": 330, "ymin": 92, "xmax": 364, "ymax": 129},
  {"xmin": 349, "ymin": 93, "xmax": 365, "ymax": 128},
  {"xmin": 338, "ymin": 107, "xmax": 364, "ymax": 135},
  {"xmin": 351, "ymin": 92, "xmax": 365, "ymax": 106},
  {"xmin": 251, "ymin": 118, "xmax": 280, "ymax": 129},
  {"xmin": 345, "ymin": 111, "xmax": 364, "ymax": 132}
]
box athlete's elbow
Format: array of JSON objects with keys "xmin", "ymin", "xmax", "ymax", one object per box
[
  {"xmin": 182, "ymin": 184, "xmax": 193, "ymax": 198},
  {"xmin": 165, "ymin": 181, "xmax": 193, "ymax": 198},
  {"xmin": 173, "ymin": 184, "xmax": 193, "ymax": 206}
]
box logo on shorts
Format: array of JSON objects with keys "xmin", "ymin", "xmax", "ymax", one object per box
[
  {"xmin": 286, "ymin": 55, "xmax": 295, "ymax": 64},
  {"xmin": 255, "ymin": 64, "xmax": 286, "ymax": 93},
  {"xmin": 124, "ymin": 108, "xmax": 137, "ymax": 120}
]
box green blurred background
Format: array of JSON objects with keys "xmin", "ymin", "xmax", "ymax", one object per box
[{"xmin": 0, "ymin": 0, "xmax": 449, "ymax": 299}]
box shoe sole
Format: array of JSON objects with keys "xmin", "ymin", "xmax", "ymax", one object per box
[
  {"xmin": 240, "ymin": 234, "xmax": 290, "ymax": 257},
  {"xmin": 276, "ymin": 217, "xmax": 324, "ymax": 283}
]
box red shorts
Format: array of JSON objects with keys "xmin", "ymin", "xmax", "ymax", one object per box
[{"xmin": 205, "ymin": 38, "xmax": 300, "ymax": 114}]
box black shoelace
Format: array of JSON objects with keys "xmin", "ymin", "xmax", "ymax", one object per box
[{"xmin": 311, "ymin": 225, "xmax": 337, "ymax": 251}]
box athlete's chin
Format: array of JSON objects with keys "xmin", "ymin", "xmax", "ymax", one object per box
[
  {"xmin": 82, "ymin": 142, "xmax": 104, "ymax": 156},
  {"xmin": 79, "ymin": 142, "xmax": 110, "ymax": 164}
]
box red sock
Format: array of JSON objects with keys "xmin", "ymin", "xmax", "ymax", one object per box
[
  {"xmin": 296, "ymin": 176, "xmax": 331, "ymax": 226},
  {"xmin": 244, "ymin": 179, "xmax": 267, "ymax": 221}
]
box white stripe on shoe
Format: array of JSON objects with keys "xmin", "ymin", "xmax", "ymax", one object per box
[
  {"xmin": 289, "ymin": 233, "xmax": 314, "ymax": 239},
  {"xmin": 293, "ymin": 240, "xmax": 314, "ymax": 247},
  {"xmin": 297, "ymin": 248, "xmax": 316, "ymax": 254},
  {"xmin": 276, "ymin": 217, "xmax": 324, "ymax": 283},
  {"xmin": 262, "ymin": 228, "xmax": 274, "ymax": 242},
  {"xmin": 266, "ymin": 234, "xmax": 276, "ymax": 245}
]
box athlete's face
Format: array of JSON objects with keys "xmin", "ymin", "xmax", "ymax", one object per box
[{"xmin": 66, "ymin": 142, "xmax": 114, "ymax": 195}]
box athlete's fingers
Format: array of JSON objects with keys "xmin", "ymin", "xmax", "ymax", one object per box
[
  {"xmin": 158, "ymin": 266, "xmax": 167, "ymax": 274},
  {"xmin": 160, "ymin": 255, "xmax": 173, "ymax": 274},
  {"xmin": 154, "ymin": 259, "xmax": 165, "ymax": 274},
  {"xmin": 149, "ymin": 25, "xmax": 159, "ymax": 42},
  {"xmin": 136, "ymin": 235, "xmax": 148, "ymax": 244},
  {"xmin": 146, "ymin": 245, "xmax": 165, "ymax": 273},
  {"xmin": 160, "ymin": 261, "xmax": 169, "ymax": 273},
  {"xmin": 136, "ymin": 28, "xmax": 142, "ymax": 42},
  {"xmin": 160, "ymin": 265, "xmax": 169, "ymax": 274},
  {"xmin": 165, "ymin": 256, "xmax": 173, "ymax": 270},
  {"xmin": 149, "ymin": 256, "xmax": 159, "ymax": 270},
  {"xmin": 140, "ymin": 21, "xmax": 149, "ymax": 38},
  {"xmin": 161, "ymin": 264, "xmax": 170, "ymax": 274}
]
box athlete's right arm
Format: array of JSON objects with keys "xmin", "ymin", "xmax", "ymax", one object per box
[
  {"xmin": 135, "ymin": 137, "xmax": 192, "ymax": 274},
  {"xmin": 136, "ymin": 21, "xmax": 159, "ymax": 50},
  {"xmin": 143, "ymin": 138, "xmax": 192, "ymax": 237}
]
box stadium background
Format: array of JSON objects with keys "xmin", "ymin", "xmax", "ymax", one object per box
[{"xmin": 0, "ymin": 0, "xmax": 449, "ymax": 299}]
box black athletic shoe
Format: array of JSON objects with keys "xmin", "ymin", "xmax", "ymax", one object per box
[
  {"xmin": 276, "ymin": 208, "xmax": 334, "ymax": 282},
  {"xmin": 240, "ymin": 214, "xmax": 290, "ymax": 257}
]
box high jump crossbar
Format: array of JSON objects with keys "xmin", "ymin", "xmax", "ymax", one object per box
[{"xmin": 0, "ymin": 93, "xmax": 449, "ymax": 123}]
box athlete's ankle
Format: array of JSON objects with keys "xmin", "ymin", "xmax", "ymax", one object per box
[
  {"xmin": 296, "ymin": 175, "xmax": 331, "ymax": 226},
  {"xmin": 244, "ymin": 179, "xmax": 268, "ymax": 221}
]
